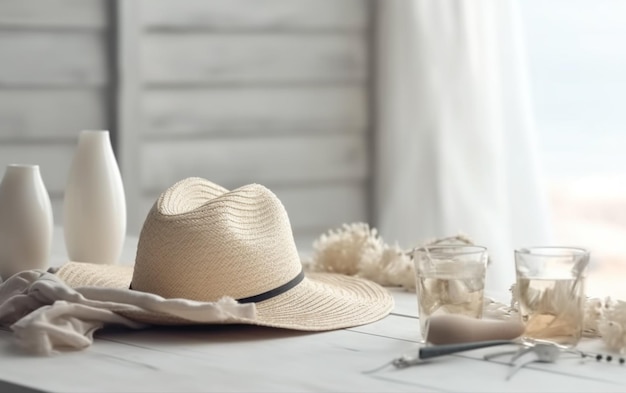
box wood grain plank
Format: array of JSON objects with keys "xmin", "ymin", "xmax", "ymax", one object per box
[
  {"xmin": 1, "ymin": 323, "xmax": 625, "ymax": 393},
  {"xmin": 141, "ymin": 33, "xmax": 366, "ymax": 84},
  {"xmin": 0, "ymin": 31, "xmax": 107, "ymax": 86},
  {"xmin": 140, "ymin": 0, "xmax": 367, "ymax": 31},
  {"xmin": 0, "ymin": 0, "xmax": 106, "ymax": 29},
  {"xmin": 139, "ymin": 182, "xmax": 367, "ymax": 232},
  {"xmin": 143, "ymin": 87, "xmax": 367, "ymax": 137},
  {"xmin": 139, "ymin": 135, "xmax": 368, "ymax": 191},
  {"xmin": 0, "ymin": 327, "xmax": 423, "ymax": 393},
  {"xmin": 0, "ymin": 143, "xmax": 75, "ymax": 194},
  {"xmin": 0, "ymin": 89, "xmax": 107, "ymax": 141}
]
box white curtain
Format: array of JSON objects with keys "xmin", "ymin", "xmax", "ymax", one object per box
[{"xmin": 374, "ymin": 0, "xmax": 552, "ymax": 292}]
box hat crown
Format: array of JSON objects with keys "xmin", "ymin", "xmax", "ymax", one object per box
[{"xmin": 131, "ymin": 178, "xmax": 301, "ymax": 302}]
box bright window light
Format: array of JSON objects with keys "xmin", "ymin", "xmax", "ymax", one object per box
[{"xmin": 521, "ymin": 0, "xmax": 626, "ymax": 299}]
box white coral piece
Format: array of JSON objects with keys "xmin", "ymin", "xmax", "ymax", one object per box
[
  {"xmin": 598, "ymin": 321, "xmax": 625, "ymax": 353},
  {"xmin": 380, "ymin": 246, "xmax": 415, "ymax": 290},
  {"xmin": 307, "ymin": 222, "xmax": 385, "ymax": 276},
  {"xmin": 597, "ymin": 299, "xmax": 626, "ymax": 352},
  {"xmin": 583, "ymin": 298, "xmax": 604, "ymax": 337},
  {"xmin": 307, "ymin": 222, "xmax": 415, "ymax": 290},
  {"xmin": 358, "ymin": 244, "xmax": 415, "ymax": 290},
  {"xmin": 307, "ymin": 224, "xmax": 490, "ymax": 293}
]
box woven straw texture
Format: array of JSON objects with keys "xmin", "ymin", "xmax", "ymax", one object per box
[{"xmin": 56, "ymin": 177, "xmax": 393, "ymax": 330}]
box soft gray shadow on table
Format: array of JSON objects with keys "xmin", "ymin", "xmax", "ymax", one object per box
[
  {"xmin": 0, "ymin": 381, "xmax": 47, "ymax": 393},
  {"xmin": 97, "ymin": 324, "xmax": 315, "ymax": 345}
]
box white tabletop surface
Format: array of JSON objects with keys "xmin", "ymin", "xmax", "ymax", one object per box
[{"xmin": 1, "ymin": 229, "xmax": 625, "ymax": 392}]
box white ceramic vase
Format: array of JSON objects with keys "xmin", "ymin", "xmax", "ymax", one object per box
[
  {"xmin": 64, "ymin": 130, "xmax": 126, "ymax": 264},
  {"xmin": 0, "ymin": 164, "xmax": 54, "ymax": 280}
]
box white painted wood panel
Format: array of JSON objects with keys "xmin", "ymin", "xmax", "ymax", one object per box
[
  {"xmin": 294, "ymin": 231, "xmax": 321, "ymax": 255},
  {"xmin": 141, "ymin": 34, "xmax": 366, "ymax": 84},
  {"xmin": 0, "ymin": 89, "xmax": 107, "ymax": 141},
  {"xmin": 0, "ymin": 144, "xmax": 75, "ymax": 194},
  {"xmin": 140, "ymin": 135, "xmax": 368, "ymax": 192},
  {"xmin": 0, "ymin": 0, "xmax": 110, "ymax": 227},
  {"xmin": 0, "ymin": 31, "xmax": 107, "ymax": 86},
  {"xmin": 139, "ymin": 182, "xmax": 366, "ymax": 231},
  {"xmin": 143, "ymin": 87, "xmax": 367, "ymax": 137},
  {"xmin": 50, "ymin": 197, "xmax": 64, "ymax": 226},
  {"xmin": 284, "ymin": 183, "xmax": 369, "ymax": 253},
  {"xmin": 126, "ymin": 0, "xmax": 372, "ymax": 238},
  {"xmin": 116, "ymin": 1, "xmax": 143, "ymax": 236},
  {"xmin": 140, "ymin": 0, "xmax": 367, "ymax": 31},
  {"xmin": 0, "ymin": 0, "xmax": 106, "ymax": 29},
  {"xmin": 274, "ymin": 183, "xmax": 367, "ymax": 230}
]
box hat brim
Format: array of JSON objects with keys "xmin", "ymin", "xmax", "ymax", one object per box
[{"xmin": 56, "ymin": 262, "xmax": 394, "ymax": 331}]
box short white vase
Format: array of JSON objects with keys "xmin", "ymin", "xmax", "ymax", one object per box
[
  {"xmin": 0, "ymin": 164, "xmax": 53, "ymax": 280},
  {"xmin": 64, "ymin": 130, "xmax": 126, "ymax": 264}
]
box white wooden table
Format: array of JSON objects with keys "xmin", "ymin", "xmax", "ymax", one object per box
[{"xmin": 1, "ymin": 229, "xmax": 625, "ymax": 392}]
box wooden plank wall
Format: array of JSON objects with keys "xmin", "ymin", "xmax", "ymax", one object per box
[
  {"xmin": 0, "ymin": 0, "xmax": 110, "ymax": 225},
  {"xmin": 134, "ymin": 0, "xmax": 372, "ymax": 251},
  {"xmin": 0, "ymin": 0, "xmax": 372, "ymax": 253}
]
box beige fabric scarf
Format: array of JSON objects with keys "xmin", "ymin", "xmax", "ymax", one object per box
[{"xmin": 0, "ymin": 270, "xmax": 256, "ymax": 355}]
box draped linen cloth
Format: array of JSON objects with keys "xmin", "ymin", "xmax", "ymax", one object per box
[{"xmin": 0, "ymin": 270, "xmax": 256, "ymax": 355}]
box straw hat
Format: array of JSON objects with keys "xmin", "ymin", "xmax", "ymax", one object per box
[{"xmin": 55, "ymin": 177, "xmax": 394, "ymax": 330}]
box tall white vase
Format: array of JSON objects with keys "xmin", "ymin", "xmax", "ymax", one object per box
[
  {"xmin": 0, "ymin": 164, "xmax": 53, "ymax": 280},
  {"xmin": 64, "ymin": 130, "xmax": 126, "ymax": 264}
]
